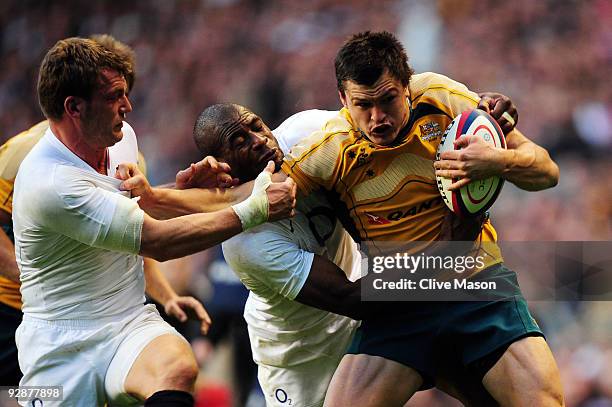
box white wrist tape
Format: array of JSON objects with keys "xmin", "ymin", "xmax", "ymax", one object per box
[{"xmin": 231, "ymin": 169, "xmax": 272, "ymax": 230}]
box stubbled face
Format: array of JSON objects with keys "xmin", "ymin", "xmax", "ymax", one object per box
[
  {"xmin": 81, "ymin": 69, "xmax": 132, "ymax": 148},
  {"xmin": 217, "ymin": 106, "xmax": 283, "ymax": 182},
  {"xmin": 339, "ymin": 70, "xmax": 410, "ymax": 146}
]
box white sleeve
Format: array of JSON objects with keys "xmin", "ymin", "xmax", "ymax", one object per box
[
  {"xmin": 222, "ymin": 228, "xmax": 314, "ymax": 300},
  {"xmin": 273, "ymin": 110, "xmax": 339, "ymax": 154},
  {"xmin": 37, "ymin": 165, "xmax": 144, "ymax": 253}
]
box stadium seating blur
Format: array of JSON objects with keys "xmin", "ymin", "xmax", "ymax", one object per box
[{"xmin": 0, "ymin": 1, "xmax": 609, "ymax": 406}]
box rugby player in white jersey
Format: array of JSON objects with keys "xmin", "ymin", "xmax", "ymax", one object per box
[
  {"xmin": 129, "ymin": 105, "xmax": 365, "ymax": 407},
  {"xmin": 0, "ymin": 33, "xmax": 213, "ymax": 387},
  {"xmin": 199, "ymin": 105, "xmax": 359, "ymax": 407},
  {"xmin": 13, "ymin": 38, "xmax": 296, "ymax": 407}
]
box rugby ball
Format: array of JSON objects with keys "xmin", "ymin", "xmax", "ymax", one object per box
[{"xmin": 435, "ymin": 109, "xmax": 506, "ymax": 217}]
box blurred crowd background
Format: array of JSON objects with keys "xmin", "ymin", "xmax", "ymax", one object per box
[{"xmin": 0, "ymin": 0, "xmax": 610, "ymax": 406}]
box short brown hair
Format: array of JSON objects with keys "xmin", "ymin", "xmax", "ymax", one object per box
[
  {"xmin": 89, "ymin": 34, "xmax": 136, "ymax": 92},
  {"xmin": 37, "ymin": 37, "xmax": 131, "ymax": 120},
  {"xmin": 335, "ymin": 31, "xmax": 414, "ymax": 92}
]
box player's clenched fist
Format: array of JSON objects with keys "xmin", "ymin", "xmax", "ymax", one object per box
[
  {"xmin": 477, "ymin": 92, "xmax": 518, "ymax": 135},
  {"xmin": 116, "ymin": 162, "xmax": 152, "ymax": 200},
  {"xmin": 231, "ymin": 161, "xmax": 296, "ymax": 230},
  {"xmin": 266, "ymin": 176, "xmax": 297, "ymax": 222}
]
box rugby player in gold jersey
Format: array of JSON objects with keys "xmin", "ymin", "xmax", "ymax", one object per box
[{"xmin": 281, "ymin": 31, "xmax": 562, "ymax": 407}]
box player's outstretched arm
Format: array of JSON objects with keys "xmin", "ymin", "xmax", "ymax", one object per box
[
  {"xmin": 118, "ymin": 163, "xmax": 252, "ymax": 218},
  {"xmin": 140, "ymin": 186, "xmax": 252, "ymax": 219},
  {"xmin": 295, "ymin": 255, "xmax": 404, "ymax": 321},
  {"xmin": 139, "ymin": 162, "xmax": 296, "ymax": 261},
  {"xmin": 295, "ymin": 255, "xmax": 364, "ymax": 320}
]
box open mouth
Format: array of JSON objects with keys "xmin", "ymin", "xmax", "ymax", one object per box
[
  {"xmin": 371, "ymin": 124, "xmax": 392, "ymax": 136},
  {"xmin": 113, "ymin": 122, "xmax": 123, "ymax": 131}
]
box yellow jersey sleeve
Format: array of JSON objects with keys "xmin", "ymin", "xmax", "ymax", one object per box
[
  {"xmin": 0, "ymin": 120, "xmax": 48, "ymax": 213},
  {"xmin": 282, "ymin": 113, "xmax": 355, "ymax": 195}
]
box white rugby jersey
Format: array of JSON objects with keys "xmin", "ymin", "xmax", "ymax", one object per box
[
  {"xmin": 14, "ymin": 123, "xmax": 146, "ymax": 319},
  {"xmin": 222, "ymin": 110, "xmax": 361, "ymax": 367}
]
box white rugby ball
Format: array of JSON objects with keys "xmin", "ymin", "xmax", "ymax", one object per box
[{"xmin": 435, "ymin": 109, "xmax": 506, "ymax": 217}]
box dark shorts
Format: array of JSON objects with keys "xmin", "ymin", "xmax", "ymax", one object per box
[
  {"xmin": 347, "ymin": 264, "xmax": 543, "ymax": 390},
  {"xmin": 0, "ymin": 301, "xmax": 23, "ymax": 385}
]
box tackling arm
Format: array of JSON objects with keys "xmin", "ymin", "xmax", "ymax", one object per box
[
  {"xmin": 120, "ymin": 162, "xmax": 287, "ymax": 219},
  {"xmin": 139, "ymin": 186, "xmax": 251, "ymax": 219},
  {"xmin": 140, "ymin": 207, "xmax": 243, "ymax": 262},
  {"xmin": 294, "ymin": 254, "xmax": 364, "ymax": 320},
  {"xmin": 139, "ymin": 163, "xmax": 297, "ymax": 261}
]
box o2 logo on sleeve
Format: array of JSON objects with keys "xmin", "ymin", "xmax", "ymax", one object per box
[{"xmin": 274, "ymin": 388, "xmax": 292, "ymax": 405}]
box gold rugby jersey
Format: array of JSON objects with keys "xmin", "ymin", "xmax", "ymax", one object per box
[
  {"xmin": 282, "ymin": 72, "xmax": 502, "ymax": 269},
  {"xmin": 0, "ymin": 121, "xmax": 148, "ymax": 310},
  {"xmin": 0, "ymin": 120, "xmax": 48, "ymax": 309}
]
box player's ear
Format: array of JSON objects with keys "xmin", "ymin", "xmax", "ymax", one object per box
[
  {"xmin": 338, "ymin": 90, "xmax": 348, "ymax": 108},
  {"xmin": 64, "ymin": 96, "xmax": 83, "ymax": 117}
]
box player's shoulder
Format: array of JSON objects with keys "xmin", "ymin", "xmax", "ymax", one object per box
[
  {"xmin": 410, "ymin": 72, "xmax": 478, "ymax": 103},
  {"xmin": 0, "ymin": 120, "xmax": 49, "ymax": 181},
  {"xmin": 275, "ymin": 109, "xmax": 338, "ymax": 133},
  {"xmin": 274, "ymin": 109, "xmax": 339, "ymax": 154},
  {"xmin": 284, "ymin": 110, "xmax": 354, "ymax": 162}
]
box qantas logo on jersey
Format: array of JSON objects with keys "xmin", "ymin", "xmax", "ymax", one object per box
[
  {"xmin": 365, "ymin": 197, "xmax": 442, "ymax": 223},
  {"xmin": 365, "ymin": 212, "xmax": 391, "ymax": 225},
  {"xmin": 419, "ymin": 121, "xmax": 443, "ymax": 141}
]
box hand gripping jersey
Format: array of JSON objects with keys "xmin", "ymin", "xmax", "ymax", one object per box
[{"xmin": 282, "ymin": 72, "xmax": 503, "ymax": 270}]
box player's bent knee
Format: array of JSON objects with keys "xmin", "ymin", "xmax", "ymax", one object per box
[
  {"xmin": 125, "ymin": 334, "xmax": 199, "ymax": 398},
  {"xmin": 158, "ymin": 355, "xmax": 199, "ymax": 391}
]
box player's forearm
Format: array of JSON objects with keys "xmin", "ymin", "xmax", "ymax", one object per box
[
  {"xmin": 140, "ymin": 186, "xmax": 249, "ymax": 219},
  {"xmin": 140, "ymin": 208, "xmax": 243, "ymax": 262},
  {"xmin": 296, "ymin": 255, "xmax": 382, "ymax": 320},
  {"xmin": 143, "ymin": 257, "xmax": 177, "ymax": 305},
  {"xmin": 501, "ymin": 131, "xmax": 559, "ymax": 191}
]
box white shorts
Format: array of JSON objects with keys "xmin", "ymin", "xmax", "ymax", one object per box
[
  {"xmin": 257, "ymin": 353, "xmax": 344, "ymax": 407},
  {"xmin": 16, "ymin": 304, "xmax": 185, "ymax": 407}
]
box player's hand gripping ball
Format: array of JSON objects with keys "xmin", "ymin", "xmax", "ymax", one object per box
[{"xmin": 436, "ymin": 109, "xmax": 506, "ymax": 217}]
